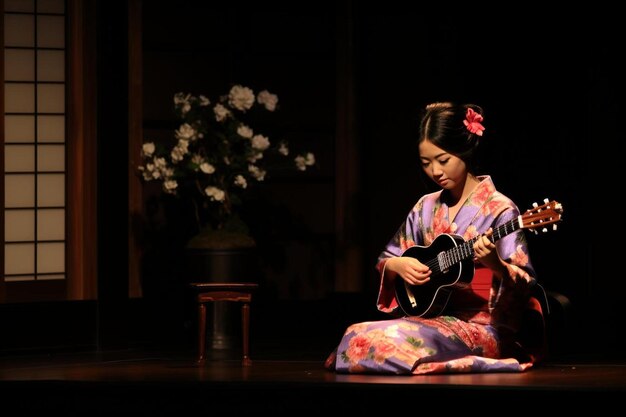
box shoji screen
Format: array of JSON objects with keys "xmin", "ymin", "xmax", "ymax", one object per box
[{"xmin": 4, "ymin": 0, "xmax": 66, "ymax": 283}]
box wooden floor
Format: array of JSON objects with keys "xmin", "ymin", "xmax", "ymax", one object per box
[
  {"xmin": 1, "ymin": 344, "xmax": 625, "ymax": 413},
  {"xmin": 1, "ymin": 295, "xmax": 625, "ymax": 412}
]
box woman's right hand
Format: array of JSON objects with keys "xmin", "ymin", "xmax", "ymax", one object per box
[{"xmin": 386, "ymin": 257, "xmax": 431, "ymax": 285}]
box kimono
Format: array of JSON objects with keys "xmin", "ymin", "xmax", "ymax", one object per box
[{"xmin": 325, "ymin": 176, "xmax": 546, "ymax": 374}]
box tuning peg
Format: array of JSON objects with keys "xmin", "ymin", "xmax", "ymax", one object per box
[
  {"xmin": 542, "ymin": 227, "xmax": 548, "ymax": 233},
  {"xmin": 553, "ymin": 224, "xmax": 558, "ymax": 231},
  {"xmin": 544, "ymin": 198, "xmax": 549, "ymax": 204},
  {"xmin": 532, "ymin": 202, "xmax": 538, "ymax": 207}
]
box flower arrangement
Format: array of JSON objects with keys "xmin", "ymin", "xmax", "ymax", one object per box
[{"xmin": 138, "ymin": 84, "xmax": 316, "ymax": 247}]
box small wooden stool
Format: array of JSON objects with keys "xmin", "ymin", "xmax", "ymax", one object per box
[{"xmin": 189, "ymin": 282, "xmax": 259, "ymax": 366}]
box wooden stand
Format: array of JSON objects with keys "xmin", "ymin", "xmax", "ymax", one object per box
[{"xmin": 190, "ymin": 282, "xmax": 259, "ymax": 366}]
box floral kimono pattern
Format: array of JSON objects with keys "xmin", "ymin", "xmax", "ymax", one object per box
[{"xmin": 326, "ymin": 176, "xmax": 544, "ymax": 374}]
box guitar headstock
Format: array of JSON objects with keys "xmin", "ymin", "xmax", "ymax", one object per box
[{"xmin": 521, "ymin": 198, "xmax": 563, "ymax": 234}]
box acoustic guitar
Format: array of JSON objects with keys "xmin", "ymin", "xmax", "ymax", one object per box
[{"xmin": 394, "ymin": 199, "xmax": 563, "ymax": 317}]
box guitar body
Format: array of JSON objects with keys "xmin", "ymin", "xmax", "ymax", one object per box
[{"xmin": 395, "ymin": 234, "xmax": 475, "ymax": 317}]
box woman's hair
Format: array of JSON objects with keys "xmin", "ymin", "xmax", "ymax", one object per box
[{"xmin": 418, "ymin": 102, "xmax": 484, "ymax": 173}]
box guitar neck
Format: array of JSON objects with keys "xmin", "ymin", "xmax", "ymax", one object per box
[{"xmin": 443, "ymin": 217, "xmax": 521, "ymax": 269}]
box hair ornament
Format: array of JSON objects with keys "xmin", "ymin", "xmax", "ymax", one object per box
[{"xmin": 463, "ymin": 108, "xmax": 485, "ymax": 136}]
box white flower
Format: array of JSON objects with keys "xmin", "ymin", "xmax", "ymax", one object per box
[
  {"xmin": 248, "ymin": 164, "xmax": 266, "ymax": 181},
  {"xmin": 234, "ymin": 175, "xmax": 247, "ymax": 189},
  {"xmin": 295, "ymin": 156, "xmax": 306, "ymax": 171},
  {"xmin": 251, "ymin": 134, "xmax": 270, "ymax": 151},
  {"xmin": 163, "ymin": 179, "xmax": 178, "ymax": 194},
  {"xmin": 205, "ymin": 186, "xmax": 225, "ymax": 202},
  {"xmin": 257, "ymin": 90, "xmax": 278, "ymax": 111},
  {"xmin": 139, "ymin": 164, "xmax": 155, "ymax": 180},
  {"xmin": 140, "ymin": 156, "xmax": 169, "ymax": 180},
  {"xmin": 214, "ymin": 103, "xmax": 231, "ymax": 122},
  {"xmin": 174, "ymin": 92, "xmax": 192, "ymax": 115},
  {"xmin": 295, "ymin": 152, "xmax": 316, "ymax": 171},
  {"xmin": 175, "ymin": 123, "xmax": 197, "ymax": 141},
  {"xmin": 154, "ymin": 157, "xmax": 168, "ymax": 171},
  {"xmin": 237, "ymin": 124, "xmax": 254, "ymax": 138},
  {"xmin": 228, "ymin": 85, "xmax": 255, "ymax": 111},
  {"xmin": 162, "ymin": 166, "xmax": 175, "ymax": 178},
  {"xmin": 170, "ymin": 139, "xmax": 189, "ymax": 163},
  {"xmin": 142, "ymin": 142, "xmax": 155, "ymax": 157},
  {"xmin": 278, "ymin": 141, "xmax": 289, "ymax": 156},
  {"xmin": 200, "ymin": 162, "xmax": 215, "ymax": 174},
  {"xmin": 173, "ymin": 92, "xmax": 190, "ymax": 105},
  {"xmin": 190, "ymin": 154, "xmax": 203, "ymax": 167},
  {"xmin": 199, "ymin": 95, "xmax": 210, "ymax": 106}
]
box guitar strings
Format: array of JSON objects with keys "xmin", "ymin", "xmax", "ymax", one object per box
[{"xmin": 424, "ymin": 218, "xmax": 518, "ymax": 275}]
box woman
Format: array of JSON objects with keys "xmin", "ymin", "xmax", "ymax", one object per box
[{"xmin": 325, "ymin": 102, "xmax": 546, "ymax": 374}]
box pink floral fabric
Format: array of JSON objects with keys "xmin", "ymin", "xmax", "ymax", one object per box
[{"xmin": 325, "ymin": 315, "xmax": 532, "ymax": 374}]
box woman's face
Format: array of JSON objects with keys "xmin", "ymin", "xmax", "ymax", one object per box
[{"xmin": 418, "ymin": 139, "xmax": 467, "ymax": 191}]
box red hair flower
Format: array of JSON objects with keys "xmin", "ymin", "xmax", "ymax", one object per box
[{"xmin": 463, "ymin": 108, "xmax": 485, "ymax": 136}]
